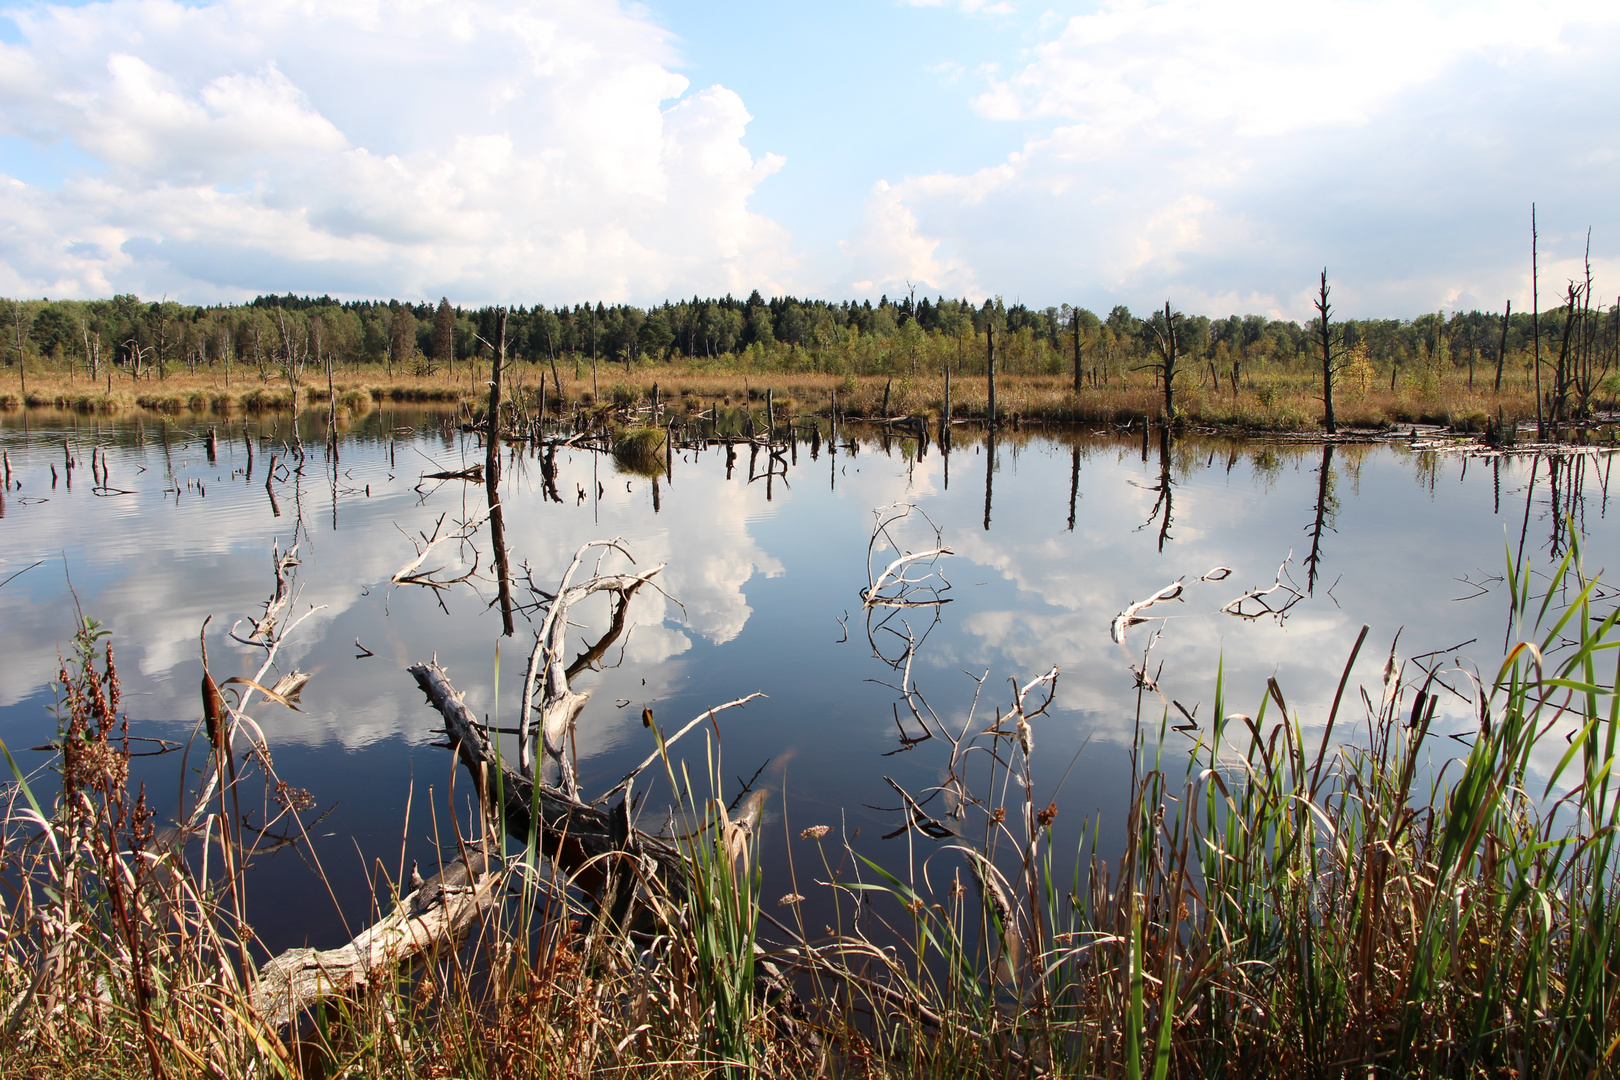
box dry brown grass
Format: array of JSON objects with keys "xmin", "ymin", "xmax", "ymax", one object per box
[{"xmin": 1, "ymin": 360, "xmax": 1564, "ymax": 436}]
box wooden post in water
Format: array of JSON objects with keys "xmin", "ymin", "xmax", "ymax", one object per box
[{"xmin": 766, "ymin": 388, "xmax": 775, "ymax": 442}]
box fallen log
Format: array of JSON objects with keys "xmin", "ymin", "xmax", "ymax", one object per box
[
  {"xmin": 409, "ymin": 659, "xmax": 685, "ymax": 900},
  {"xmin": 252, "ymin": 849, "xmax": 500, "ymax": 1030}
]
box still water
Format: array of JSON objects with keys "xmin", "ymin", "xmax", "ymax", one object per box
[{"xmin": 0, "ymin": 408, "xmax": 1613, "ymax": 954}]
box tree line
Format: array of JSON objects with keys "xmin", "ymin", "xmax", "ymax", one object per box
[{"xmin": 5, "ymin": 288, "xmax": 1616, "ymax": 400}]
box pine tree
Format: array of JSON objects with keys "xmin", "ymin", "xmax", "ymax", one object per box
[{"xmin": 433, "ymin": 298, "xmax": 455, "ymax": 377}]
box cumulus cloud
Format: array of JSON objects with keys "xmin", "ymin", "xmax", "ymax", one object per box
[
  {"xmin": 0, "ymin": 0, "xmax": 794, "ymax": 304},
  {"xmin": 848, "ymin": 0, "xmax": 1620, "ymax": 317},
  {"xmin": 843, "ymin": 178, "xmax": 986, "ymax": 299}
]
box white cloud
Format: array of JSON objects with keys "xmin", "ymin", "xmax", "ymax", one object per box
[
  {"xmin": 848, "ymin": 0, "xmax": 1620, "ymax": 317},
  {"xmin": 0, "ymin": 0, "xmax": 794, "ymax": 304},
  {"xmin": 843, "ymin": 178, "xmax": 986, "ymax": 299}
]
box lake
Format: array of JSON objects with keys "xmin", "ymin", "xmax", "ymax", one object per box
[{"xmin": 1, "ymin": 406, "xmax": 1612, "ymax": 955}]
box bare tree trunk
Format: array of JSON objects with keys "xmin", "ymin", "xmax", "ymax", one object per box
[
  {"xmin": 486, "ymin": 310, "xmax": 514, "ymax": 636},
  {"xmin": 986, "ymin": 323, "xmax": 996, "ymax": 428},
  {"xmin": 1072, "ymin": 308, "xmax": 1083, "ymax": 395},
  {"xmin": 1495, "ymin": 299, "xmax": 1510, "ymax": 394},
  {"xmin": 1149, "ymin": 301, "xmax": 1179, "ymax": 422},
  {"xmin": 1534, "ymin": 204, "xmax": 1544, "ymax": 439},
  {"xmin": 11, "ymin": 301, "xmax": 27, "ymax": 398},
  {"xmin": 82, "ymin": 321, "xmax": 99, "ymax": 386},
  {"xmin": 1316, "ymin": 269, "xmax": 1337, "ymax": 435}
]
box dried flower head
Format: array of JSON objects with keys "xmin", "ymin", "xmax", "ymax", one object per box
[{"xmin": 1036, "ymin": 801, "xmax": 1059, "ymax": 828}]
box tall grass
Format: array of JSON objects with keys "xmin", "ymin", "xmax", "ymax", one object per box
[
  {"xmin": 803, "ymin": 529, "xmax": 1620, "ymax": 1077},
  {"xmin": 1, "ymin": 359, "xmax": 1575, "ymax": 437},
  {"xmin": 3, "ymin": 538, "xmax": 1619, "ymax": 1076}
]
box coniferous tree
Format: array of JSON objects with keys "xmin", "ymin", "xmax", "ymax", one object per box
[{"xmin": 432, "ymin": 298, "xmax": 455, "ymax": 376}]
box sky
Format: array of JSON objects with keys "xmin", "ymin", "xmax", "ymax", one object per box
[{"xmin": 0, "ymin": 0, "xmax": 1616, "ymax": 319}]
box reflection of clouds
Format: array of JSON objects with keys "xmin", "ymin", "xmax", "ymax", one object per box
[
  {"xmin": 0, "ymin": 419, "xmax": 799, "ymax": 760},
  {"xmin": 907, "ymin": 439, "xmax": 1553, "ymax": 759},
  {"xmin": 0, "ymin": 415, "xmax": 1595, "ymax": 813}
]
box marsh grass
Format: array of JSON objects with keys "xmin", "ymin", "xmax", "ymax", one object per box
[
  {"xmin": 788, "ymin": 530, "xmax": 1620, "ymax": 1077},
  {"xmin": 610, "ymin": 425, "xmax": 668, "ymax": 477},
  {"xmin": 1, "ymin": 359, "xmax": 1570, "ymax": 437},
  {"xmin": 4, "ymin": 539, "xmax": 1619, "ymax": 1077}
]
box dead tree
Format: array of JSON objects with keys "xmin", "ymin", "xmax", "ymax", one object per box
[
  {"xmin": 1139, "ymin": 301, "xmax": 1182, "ymax": 422},
  {"xmin": 485, "ymin": 309, "xmax": 514, "ymax": 635},
  {"xmin": 1071, "ymin": 307, "xmax": 1084, "ymax": 395},
  {"xmin": 985, "ymin": 322, "xmax": 997, "ymax": 428},
  {"xmin": 1494, "ymin": 299, "xmax": 1511, "ymax": 394},
  {"xmin": 1315, "ymin": 269, "xmax": 1344, "ymax": 435}
]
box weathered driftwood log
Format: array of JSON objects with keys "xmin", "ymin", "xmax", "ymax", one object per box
[
  {"xmin": 409, "ymin": 659, "xmax": 812, "ymax": 1036},
  {"xmin": 409, "ymin": 659, "xmax": 685, "ymax": 900},
  {"xmin": 252, "ymin": 849, "xmax": 500, "ymax": 1030}
]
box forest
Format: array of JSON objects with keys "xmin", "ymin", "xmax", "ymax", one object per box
[
  {"xmin": 3, "ymin": 286, "xmax": 1617, "ymax": 437},
  {"xmin": 5, "ymin": 289, "xmax": 1613, "ymax": 386}
]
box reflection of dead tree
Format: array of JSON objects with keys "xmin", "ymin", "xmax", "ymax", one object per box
[
  {"xmin": 390, "ymin": 507, "xmax": 491, "ymax": 600},
  {"xmin": 1221, "ymin": 555, "xmax": 1306, "ymax": 621},
  {"xmin": 1303, "ymin": 443, "xmax": 1337, "ymax": 595},
  {"xmin": 869, "ymin": 615, "xmax": 946, "ymax": 752},
  {"xmin": 859, "ymin": 505, "xmax": 955, "ymax": 750},
  {"xmin": 1131, "ymin": 427, "xmax": 1174, "ymax": 551},
  {"xmin": 1109, "ymin": 563, "xmax": 1301, "ymax": 730}
]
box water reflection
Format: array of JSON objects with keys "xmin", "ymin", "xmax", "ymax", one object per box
[
  {"xmin": 1304, "ymin": 444, "xmax": 1337, "ymax": 596},
  {"xmin": 2, "ymin": 406, "xmax": 1616, "ymax": 953}
]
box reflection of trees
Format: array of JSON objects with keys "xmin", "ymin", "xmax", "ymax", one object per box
[
  {"xmin": 1067, "ymin": 446, "xmax": 1080, "ymax": 531},
  {"xmin": 983, "ymin": 431, "xmax": 995, "ymax": 532},
  {"xmin": 1303, "ymin": 444, "xmax": 1339, "ymax": 595},
  {"xmin": 860, "ymin": 504, "xmax": 954, "ymax": 753},
  {"xmin": 1135, "ymin": 427, "xmax": 1173, "ymax": 551},
  {"xmin": 1546, "ymin": 453, "xmax": 1591, "ymax": 557}
]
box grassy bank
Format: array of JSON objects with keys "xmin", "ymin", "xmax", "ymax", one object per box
[
  {"xmin": 0, "ymin": 360, "xmax": 1584, "ymax": 437},
  {"xmin": 3, "ymin": 535, "xmax": 1618, "ymax": 1077}
]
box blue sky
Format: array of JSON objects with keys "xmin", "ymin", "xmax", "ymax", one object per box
[{"xmin": 0, "ymin": 0, "xmax": 1616, "ymax": 318}]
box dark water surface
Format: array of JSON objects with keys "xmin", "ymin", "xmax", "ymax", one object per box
[{"xmin": 1, "ymin": 408, "xmax": 1614, "ymax": 954}]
